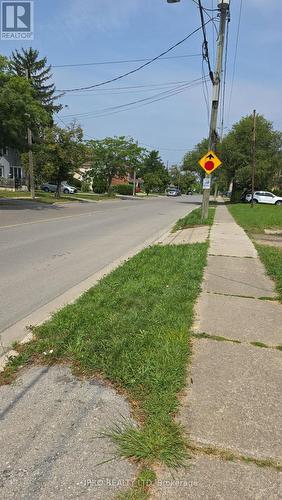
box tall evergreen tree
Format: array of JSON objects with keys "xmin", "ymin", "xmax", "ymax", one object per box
[{"xmin": 10, "ymin": 47, "xmax": 62, "ymax": 118}]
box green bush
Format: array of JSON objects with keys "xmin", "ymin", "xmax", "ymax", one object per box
[
  {"xmin": 273, "ymin": 189, "xmax": 282, "ymax": 197},
  {"xmin": 81, "ymin": 181, "xmax": 90, "ymax": 192},
  {"xmin": 92, "ymin": 177, "xmax": 107, "ymax": 194},
  {"xmin": 68, "ymin": 177, "xmax": 82, "ymax": 189},
  {"xmin": 231, "ymin": 190, "xmax": 243, "ymax": 203},
  {"xmin": 114, "ymin": 184, "xmax": 133, "ymax": 195}
]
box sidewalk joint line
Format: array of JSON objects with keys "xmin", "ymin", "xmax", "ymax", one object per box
[
  {"xmin": 204, "ymin": 290, "xmax": 279, "ymax": 302},
  {"xmin": 192, "ymin": 332, "xmax": 282, "ymax": 352},
  {"xmin": 208, "ymin": 254, "xmax": 256, "ymax": 259}
]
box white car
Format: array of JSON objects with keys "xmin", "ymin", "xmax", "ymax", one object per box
[
  {"xmin": 41, "ymin": 181, "xmax": 77, "ymax": 194},
  {"xmin": 245, "ymin": 191, "xmax": 282, "ymax": 206}
]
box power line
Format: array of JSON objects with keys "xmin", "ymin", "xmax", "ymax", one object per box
[
  {"xmin": 78, "ymin": 82, "xmax": 203, "ymax": 120},
  {"xmin": 57, "ymin": 21, "xmax": 213, "ymax": 93},
  {"xmin": 227, "ymin": 0, "xmax": 243, "ymax": 124},
  {"xmin": 140, "ymin": 142, "xmax": 188, "ymax": 152},
  {"xmin": 198, "ymin": 0, "xmax": 214, "ymax": 83},
  {"xmin": 61, "ymin": 78, "xmax": 206, "ymax": 120},
  {"xmin": 63, "ymin": 80, "xmax": 197, "ymax": 97},
  {"xmin": 52, "ymin": 53, "xmax": 201, "ymax": 69}
]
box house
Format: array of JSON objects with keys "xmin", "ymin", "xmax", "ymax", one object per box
[{"xmin": 0, "ymin": 148, "xmax": 27, "ymax": 190}]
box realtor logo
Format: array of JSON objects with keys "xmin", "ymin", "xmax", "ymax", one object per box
[{"xmin": 1, "ymin": 1, "xmax": 34, "ymax": 39}]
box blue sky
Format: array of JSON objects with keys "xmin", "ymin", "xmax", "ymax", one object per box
[{"xmin": 1, "ymin": 0, "xmax": 282, "ymax": 164}]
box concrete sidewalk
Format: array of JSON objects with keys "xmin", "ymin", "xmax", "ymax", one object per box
[{"xmin": 153, "ymin": 205, "xmax": 282, "ymax": 499}]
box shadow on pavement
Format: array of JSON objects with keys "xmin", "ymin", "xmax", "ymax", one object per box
[{"xmin": 0, "ymin": 199, "xmax": 64, "ymax": 211}]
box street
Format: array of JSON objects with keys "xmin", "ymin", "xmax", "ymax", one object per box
[{"xmin": 0, "ymin": 196, "xmax": 200, "ymax": 338}]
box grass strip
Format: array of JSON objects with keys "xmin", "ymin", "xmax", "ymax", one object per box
[
  {"xmin": 117, "ymin": 468, "xmax": 156, "ymax": 500},
  {"xmin": 1, "ymin": 243, "xmax": 208, "ymax": 467},
  {"xmin": 255, "ymin": 244, "xmax": 282, "ymax": 302},
  {"xmin": 228, "ymin": 204, "xmax": 282, "ymax": 233},
  {"xmin": 173, "ymin": 207, "xmax": 215, "ymax": 232}
]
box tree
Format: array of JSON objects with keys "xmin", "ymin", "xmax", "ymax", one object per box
[
  {"xmin": 27, "ymin": 124, "xmax": 87, "ymax": 195},
  {"xmin": 143, "ymin": 173, "xmax": 162, "ymax": 195},
  {"xmin": 221, "ymin": 114, "xmax": 282, "ymax": 198},
  {"xmin": 87, "ymin": 136, "xmax": 145, "ymax": 193},
  {"xmin": 141, "ymin": 150, "xmax": 169, "ymax": 192},
  {"xmin": 169, "ymin": 164, "xmax": 196, "ymax": 193},
  {"xmin": 182, "ymin": 138, "xmax": 209, "ymax": 181},
  {"xmin": 10, "ymin": 47, "xmax": 62, "ymax": 118},
  {"xmin": 0, "ymin": 56, "xmax": 49, "ymax": 151}
]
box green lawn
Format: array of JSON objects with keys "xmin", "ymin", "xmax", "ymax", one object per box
[
  {"xmin": 228, "ymin": 204, "xmax": 282, "ymax": 302},
  {"xmin": 0, "ymin": 190, "xmax": 77, "ymax": 204},
  {"xmin": 256, "ymin": 245, "xmax": 282, "ymax": 302},
  {"xmin": 0, "ymin": 190, "xmax": 117, "ymax": 204},
  {"xmin": 228, "ymin": 204, "xmax": 282, "ymax": 233},
  {"xmin": 173, "ymin": 207, "xmax": 215, "ymax": 232},
  {"xmin": 2, "ymin": 243, "xmax": 208, "ymax": 467}
]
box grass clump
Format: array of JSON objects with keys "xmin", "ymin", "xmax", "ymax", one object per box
[
  {"xmin": 2, "ymin": 243, "xmax": 208, "ymax": 467},
  {"xmin": 228, "ymin": 204, "xmax": 282, "ymax": 233},
  {"xmin": 173, "ymin": 207, "xmax": 215, "ymax": 232}
]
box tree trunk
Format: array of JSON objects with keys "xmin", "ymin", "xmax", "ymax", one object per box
[{"xmin": 55, "ymin": 179, "xmax": 61, "ymax": 198}]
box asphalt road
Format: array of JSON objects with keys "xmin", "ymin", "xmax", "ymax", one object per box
[{"xmin": 0, "ymin": 195, "xmax": 201, "ymax": 337}]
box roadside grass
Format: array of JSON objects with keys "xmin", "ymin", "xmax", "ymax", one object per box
[
  {"xmin": 228, "ymin": 204, "xmax": 282, "ymax": 233},
  {"xmin": 173, "ymin": 207, "xmax": 215, "ymax": 232},
  {"xmin": 72, "ymin": 193, "xmax": 116, "ymax": 201},
  {"xmin": 255, "ymin": 244, "xmax": 282, "ymax": 302},
  {"xmin": 1, "ymin": 243, "xmax": 208, "ymax": 467}
]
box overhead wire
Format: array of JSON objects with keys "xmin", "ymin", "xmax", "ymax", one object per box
[
  {"xmin": 57, "ymin": 21, "xmax": 213, "ymax": 92},
  {"xmin": 61, "ymin": 77, "xmax": 207, "ymax": 120},
  {"xmin": 64, "ymin": 80, "xmax": 198, "ymax": 97},
  {"xmin": 198, "ymin": 0, "xmax": 214, "ymax": 83},
  {"xmin": 52, "ymin": 53, "xmax": 201, "ymax": 69}
]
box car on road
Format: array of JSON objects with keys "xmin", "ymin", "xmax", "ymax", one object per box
[
  {"xmin": 166, "ymin": 188, "xmax": 181, "ymax": 197},
  {"xmin": 245, "ymin": 191, "xmax": 282, "ymax": 205},
  {"xmin": 41, "ymin": 181, "xmax": 78, "ymax": 194}
]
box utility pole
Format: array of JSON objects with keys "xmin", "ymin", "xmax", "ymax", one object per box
[
  {"xmin": 132, "ymin": 169, "xmax": 136, "ymax": 196},
  {"xmin": 201, "ymin": 0, "xmax": 230, "ymax": 221},
  {"xmin": 25, "ymin": 69, "xmax": 35, "ymax": 200},
  {"xmin": 27, "ymin": 127, "xmax": 35, "ymax": 200},
  {"xmin": 251, "ymin": 109, "xmax": 257, "ymax": 208}
]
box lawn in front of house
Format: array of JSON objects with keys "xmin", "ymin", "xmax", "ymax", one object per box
[
  {"xmin": 229, "ymin": 204, "xmax": 282, "ymax": 233},
  {"xmin": 256, "ymin": 244, "xmax": 282, "ymax": 302},
  {"xmin": 228, "ymin": 204, "xmax": 282, "ymax": 302}
]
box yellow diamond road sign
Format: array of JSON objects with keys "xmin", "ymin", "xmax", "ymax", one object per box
[{"xmin": 199, "ymin": 150, "xmax": 222, "ymax": 175}]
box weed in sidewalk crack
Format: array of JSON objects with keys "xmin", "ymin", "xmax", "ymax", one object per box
[
  {"xmin": 250, "ymin": 341, "xmax": 269, "ymax": 349},
  {"xmin": 192, "ymin": 332, "xmax": 241, "ymax": 344},
  {"xmin": 187, "ymin": 442, "xmax": 282, "ymax": 471}
]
